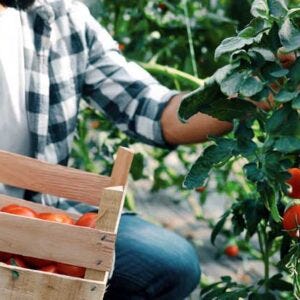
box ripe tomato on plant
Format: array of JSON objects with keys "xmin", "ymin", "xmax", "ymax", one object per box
[
  {"xmin": 56, "ymin": 262, "xmax": 86, "ymax": 278},
  {"xmin": 283, "ymin": 200, "xmax": 300, "ymax": 238},
  {"xmin": 75, "ymin": 212, "xmax": 98, "ymax": 228},
  {"xmin": 38, "ymin": 212, "xmax": 74, "ymax": 225},
  {"xmin": 286, "ymin": 168, "xmax": 300, "ymax": 199},
  {"xmin": 224, "ymin": 244, "xmax": 239, "ymax": 257},
  {"xmin": 1, "ymin": 204, "xmax": 37, "ymax": 218}
]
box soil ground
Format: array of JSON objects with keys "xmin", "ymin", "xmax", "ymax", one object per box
[{"xmin": 132, "ymin": 180, "xmax": 266, "ymax": 299}]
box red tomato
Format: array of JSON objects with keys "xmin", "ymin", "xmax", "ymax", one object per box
[
  {"xmin": 22, "ymin": 256, "xmax": 54, "ymax": 269},
  {"xmin": 283, "ymin": 201, "xmax": 300, "ymax": 238},
  {"xmin": 0, "ymin": 251, "xmax": 12, "ymax": 262},
  {"xmin": 38, "ymin": 213, "xmax": 74, "ymax": 225},
  {"xmin": 56, "ymin": 262, "xmax": 86, "ymax": 278},
  {"xmin": 6, "ymin": 256, "xmax": 27, "ymax": 268},
  {"xmin": 287, "ymin": 168, "xmax": 300, "ymax": 199},
  {"xmin": 224, "ymin": 244, "xmax": 239, "ymax": 257},
  {"xmin": 75, "ymin": 212, "xmax": 98, "ymax": 228},
  {"xmin": 1, "ymin": 204, "xmax": 37, "ymax": 218},
  {"xmin": 39, "ymin": 264, "xmax": 58, "ymax": 273}
]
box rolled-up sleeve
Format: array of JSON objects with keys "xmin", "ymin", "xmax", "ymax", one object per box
[{"xmin": 82, "ymin": 12, "xmax": 178, "ymax": 148}]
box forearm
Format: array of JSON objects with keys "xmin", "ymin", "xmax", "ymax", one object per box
[{"xmin": 161, "ymin": 93, "xmax": 233, "ymax": 145}]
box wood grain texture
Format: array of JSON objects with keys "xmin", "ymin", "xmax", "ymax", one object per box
[
  {"xmin": 111, "ymin": 147, "xmax": 134, "ymax": 186},
  {"xmin": 0, "ymin": 150, "xmax": 111, "ymax": 206},
  {"xmin": 0, "ymin": 212, "xmax": 115, "ymax": 271},
  {"xmin": 85, "ymin": 187, "xmax": 126, "ymax": 281},
  {"xmin": 0, "ymin": 194, "xmax": 80, "ymax": 219},
  {"xmin": 0, "ymin": 263, "xmax": 106, "ymax": 300}
]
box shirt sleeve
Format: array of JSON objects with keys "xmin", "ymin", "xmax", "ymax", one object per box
[{"xmin": 82, "ymin": 10, "xmax": 178, "ymax": 148}]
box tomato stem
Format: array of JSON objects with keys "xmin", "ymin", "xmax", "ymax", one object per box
[{"xmin": 258, "ymin": 222, "xmax": 270, "ymax": 292}]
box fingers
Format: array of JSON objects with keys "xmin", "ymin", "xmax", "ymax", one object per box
[{"xmin": 277, "ymin": 47, "xmax": 297, "ymax": 69}]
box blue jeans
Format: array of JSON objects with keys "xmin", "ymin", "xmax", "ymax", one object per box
[{"xmin": 104, "ymin": 214, "xmax": 201, "ymax": 300}]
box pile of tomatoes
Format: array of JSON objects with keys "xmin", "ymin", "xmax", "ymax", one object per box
[{"xmin": 0, "ymin": 205, "xmax": 98, "ymax": 278}]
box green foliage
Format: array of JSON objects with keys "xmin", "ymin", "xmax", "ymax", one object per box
[{"xmin": 179, "ymin": 0, "xmax": 300, "ymax": 297}]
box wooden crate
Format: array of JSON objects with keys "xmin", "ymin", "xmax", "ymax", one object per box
[{"xmin": 0, "ymin": 147, "xmax": 134, "ymax": 300}]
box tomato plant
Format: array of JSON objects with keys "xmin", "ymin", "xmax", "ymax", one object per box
[{"xmin": 178, "ymin": 0, "xmax": 300, "ymax": 298}]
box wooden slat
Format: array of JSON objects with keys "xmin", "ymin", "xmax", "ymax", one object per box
[
  {"xmin": 0, "ymin": 151, "xmax": 111, "ymax": 205},
  {"xmin": 0, "ymin": 212, "xmax": 115, "ymax": 271},
  {"xmin": 111, "ymin": 147, "xmax": 134, "ymax": 186},
  {"xmin": 0, "ymin": 263, "xmax": 105, "ymax": 300},
  {"xmin": 0, "ymin": 194, "xmax": 80, "ymax": 220},
  {"xmin": 84, "ymin": 148, "xmax": 134, "ymax": 282},
  {"xmin": 85, "ymin": 187, "xmax": 126, "ymax": 281}
]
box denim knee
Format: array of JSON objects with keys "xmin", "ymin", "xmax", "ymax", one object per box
[{"xmin": 106, "ymin": 214, "xmax": 201, "ymax": 300}]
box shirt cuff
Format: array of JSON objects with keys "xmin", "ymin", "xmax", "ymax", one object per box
[{"xmin": 155, "ymin": 89, "xmax": 180, "ymax": 150}]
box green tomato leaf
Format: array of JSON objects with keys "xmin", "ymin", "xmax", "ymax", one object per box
[
  {"xmin": 211, "ymin": 210, "xmax": 231, "ymax": 245},
  {"xmin": 279, "ymin": 18, "xmax": 300, "ymax": 52},
  {"xmin": 275, "ymin": 90, "xmax": 299, "ymax": 103},
  {"xmin": 268, "ymin": 193, "xmax": 281, "ymax": 223},
  {"xmin": 244, "ymin": 163, "xmax": 265, "ymax": 182},
  {"xmin": 244, "ymin": 198, "xmax": 266, "ymax": 236},
  {"xmin": 130, "ymin": 152, "xmax": 145, "ymax": 180},
  {"xmin": 265, "ymin": 106, "xmax": 291, "ymax": 134},
  {"xmin": 288, "ymin": 57, "xmax": 300, "ymax": 85},
  {"xmin": 239, "ymin": 76, "xmax": 264, "ymax": 97},
  {"xmin": 267, "ymin": 0, "xmax": 288, "ymax": 19},
  {"xmin": 251, "ymin": 47, "xmax": 275, "ymax": 61},
  {"xmin": 214, "ymin": 64, "xmax": 238, "ymax": 84},
  {"xmin": 269, "ymin": 68, "xmax": 289, "ymax": 77},
  {"xmin": 267, "ymin": 274, "xmax": 293, "ymax": 291},
  {"xmin": 220, "ymin": 72, "xmax": 246, "ymax": 96},
  {"xmin": 292, "ymin": 95, "xmax": 300, "ymax": 110},
  {"xmin": 249, "ymin": 292, "xmax": 276, "ymax": 300},
  {"xmin": 251, "ymin": 0, "xmax": 269, "ymax": 18},
  {"xmin": 183, "ymin": 138, "xmax": 237, "ymax": 189},
  {"xmin": 215, "ymin": 37, "xmax": 253, "ymax": 60},
  {"xmin": 274, "ymin": 136, "xmax": 300, "ymax": 153},
  {"xmin": 179, "ymin": 81, "xmax": 257, "ymax": 122}
]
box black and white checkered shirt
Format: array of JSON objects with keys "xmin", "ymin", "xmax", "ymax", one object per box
[{"xmin": 20, "ymin": 0, "xmax": 177, "ymax": 213}]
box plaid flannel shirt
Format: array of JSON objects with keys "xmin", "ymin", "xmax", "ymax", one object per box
[{"xmin": 20, "ymin": 0, "xmax": 177, "ymax": 214}]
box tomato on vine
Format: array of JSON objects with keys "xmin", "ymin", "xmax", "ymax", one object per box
[
  {"xmin": 224, "ymin": 244, "xmax": 239, "ymax": 257},
  {"xmin": 283, "ymin": 200, "xmax": 300, "ymax": 238},
  {"xmin": 286, "ymin": 168, "xmax": 300, "ymax": 199}
]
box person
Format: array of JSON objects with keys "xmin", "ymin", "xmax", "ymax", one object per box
[{"xmin": 0, "ymin": 0, "xmax": 296, "ymax": 299}]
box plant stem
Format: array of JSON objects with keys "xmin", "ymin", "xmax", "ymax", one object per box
[
  {"xmin": 258, "ymin": 223, "xmax": 270, "ymax": 292},
  {"xmin": 183, "ymin": 0, "xmax": 199, "ymax": 78},
  {"xmin": 138, "ymin": 61, "xmax": 204, "ymax": 89}
]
